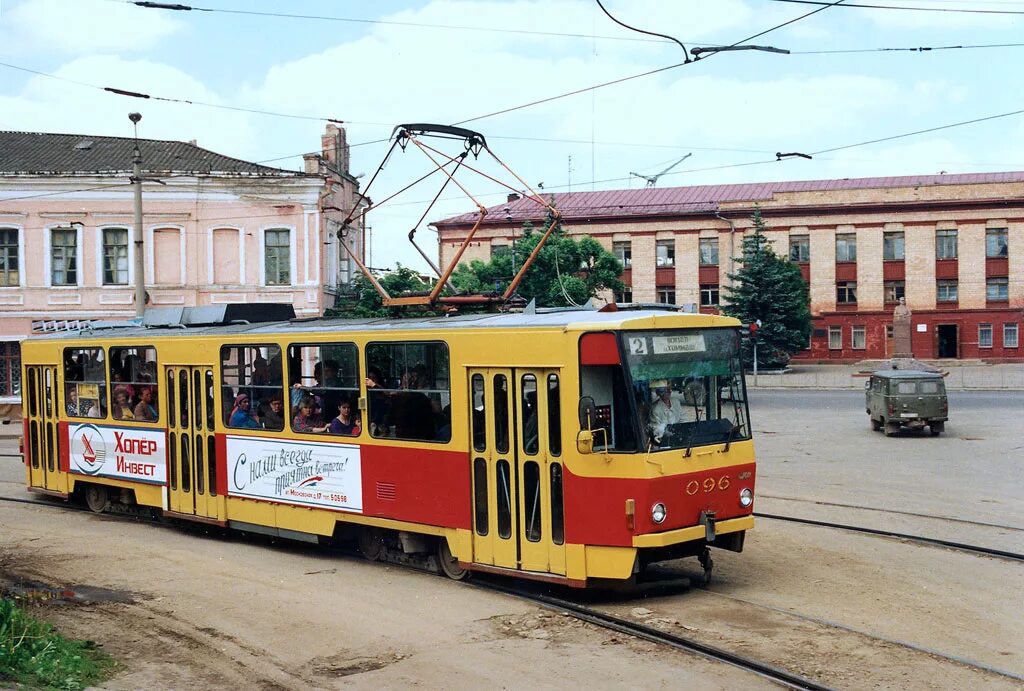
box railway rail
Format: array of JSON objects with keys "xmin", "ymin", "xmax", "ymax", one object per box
[{"xmin": 755, "ymin": 512, "xmax": 1024, "ymax": 562}]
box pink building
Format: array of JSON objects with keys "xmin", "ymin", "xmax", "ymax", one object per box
[{"xmin": 0, "ymin": 126, "xmax": 364, "ymax": 421}]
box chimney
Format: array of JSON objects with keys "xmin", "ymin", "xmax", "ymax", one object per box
[
  {"xmin": 320, "ymin": 124, "xmax": 351, "ymax": 175},
  {"xmin": 302, "ymin": 153, "xmax": 319, "ymax": 175},
  {"xmin": 507, "ymin": 193, "xmax": 520, "ymax": 203},
  {"xmin": 188, "ymin": 139, "xmax": 197, "ymax": 146}
]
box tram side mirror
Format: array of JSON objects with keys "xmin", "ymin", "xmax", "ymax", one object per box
[
  {"xmin": 578, "ymin": 396, "xmax": 597, "ymax": 429},
  {"xmin": 577, "ymin": 429, "xmax": 594, "ymax": 455}
]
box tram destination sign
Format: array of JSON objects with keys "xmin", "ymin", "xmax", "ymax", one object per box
[
  {"xmin": 628, "ymin": 334, "xmax": 706, "ymax": 355},
  {"xmin": 68, "ymin": 423, "xmax": 166, "ymax": 484},
  {"xmin": 226, "ymin": 436, "xmax": 363, "ymax": 513}
]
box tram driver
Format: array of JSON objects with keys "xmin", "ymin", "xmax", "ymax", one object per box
[{"xmin": 647, "ymin": 379, "xmax": 704, "ymax": 445}]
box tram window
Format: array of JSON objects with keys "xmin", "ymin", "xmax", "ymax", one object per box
[
  {"xmin": 27, "ymin": 369, "xmax": 37, "ymax": 417},
  {"xmin": 496, "ymin": 459, "xmax": 512, "ymax": 539},
  {"xmin": 365, "ymin": 341, "xmax": 450, "ymax": 442},
  {"xmin": 178, "ymin": 371, "xmax": 189, "ymax": 428},
  {"xmin": 45, "ymin": 423, "xmax": 55, "ymax": 472},
  {"xmin": 195, "ymin": 433, "xmax": 204, "ymax": 495},
  {"xmin": 207, "ymin": 436, "xmax": 217, "ymax": 496},
  {"xmin": 521, "ymin": 374, "xmax": 539, "ymax": 455},
  {"xmin": 286, "ymin": 343, "xmax": 360, "ymax": 436},
  {"xmin": 547, "ymin": 374, "xmax": 562, "ymax": 457},
  {"xmin": 192, "ymin": 370, "xmax": 203, "ymax": 431},
  {"xmin": 166, "ymin": 369, "xmax": 176, "ymax": 425},
  {"xmin": 180, "ymin": 433, "xmax": 191, "ymax": 492},
  {"xmin": 494, "ymin": 375, "xmax": 509, "ymax": 454},
  {"xmin": 473, "ymin": 457, "xmax": 488, "ymax": 536},
  {"xmin": 109, "ymin": 346, "xmax": 158, "ymax": 422},
  {"xmin": 471, "ymin": 374, "xmax": 486, "ymax": 451},
  {"xmin": 205, "ymin": 370, "xmax": 215, "ymax": 429},
  {"xmin": 580, "ymin": 365, "xmax": 637, "ymax": 452},
  {"xmin": 63, "ymin": 348, "xmax": 106, "ymax": 419},
  {"xmin": 44, "ymin": 368, "xmax": 52, "ymax": 418},
  {"xmin": 168, "ymin": 433, "xmax": 177, "ymax": 490},
  {"xmin": 523, "ymin": 461, "xmax": 541, "ymax": 542},
  {"xmin": 550, "ymin": 463, "xmax": 565, "ymax": 545},
  {"xmin": 220, "ymin": 345, "xmax": 283, "ymax": 430},
  {"xmin": 29, "ymin": 420, "xmax": 39, "ymax": 469}
]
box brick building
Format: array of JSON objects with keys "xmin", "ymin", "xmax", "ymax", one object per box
[
  {"xmin": 432, "ymin": 172, "xmax": 1023, "ymax": 362},
  {"xmin": 0, "ymin": 125, "xmax": 364, "ymax": 420}
]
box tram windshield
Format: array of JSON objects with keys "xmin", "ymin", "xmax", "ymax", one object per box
[{"xmin": 623, "ymin": 329, "xmax": 750, "ymax": 451}]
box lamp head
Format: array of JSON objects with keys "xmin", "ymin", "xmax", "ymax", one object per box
[{"xmin": 128, "ymin": 112, "xmax": 142, "ymax": 124}]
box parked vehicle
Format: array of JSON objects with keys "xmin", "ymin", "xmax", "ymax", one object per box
[{"xmin": 865, "ymin": 370, "xmax": 948, "ymax": 436}]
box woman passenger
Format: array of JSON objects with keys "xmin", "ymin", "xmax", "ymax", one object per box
[
  {"xmin": 329, "ymin": 400, "xmax": 360, "ymax": 436},
  {"xmin": 229, "ymin": 393, "xmax": 261, "ymax": 429},
  {"xmin": 112, "ymin": 386, "xmax": 134, "ymax": 420},
  {"xmin": 133, "ymin": 386, "xmax": 158, "ymax": 422},
  {"xmin": 293, "ymin": 394, "xmax": 328, "ymax": 433}
]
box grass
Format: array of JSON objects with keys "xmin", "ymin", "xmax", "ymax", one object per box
[{"xmin": 0, "ymin": 597, "xmax": 114, "ymax": 690}]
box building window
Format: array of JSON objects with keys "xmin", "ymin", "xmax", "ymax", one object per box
[
  {"xmin": 699, "ymin": 238, "xmax": 719, "ymax": 266},
  {"xmin": 0, "ymin": 228, "xmax": 18, "ymax": 287},
  {"xmin": 883, "ymin": 231, "xmax": 905, "ymax": 261},
  {"xmin": 656, "ymin": 286, "xmax": 675, "ymax": 305},
  {"xmin": 836, "ymin": 281, "xmax": 857, "ymax": 304},
  {"xmin": 935, "ymin": 229, "xmax": 958, "ymax": 260},
  {"xmin": 789, "ymin": 235, "xmax": 810, "ymax": 263},
  {"xmin": 655, "ymin": 240, "xmax": 675, "ymax": 267},
  {"xmin": 0, "ymin": 342, "xmax": 20, "ymax": 397},
  {"xmin": 613, "ymin": 241, "xmax": 631, "ymax": 268},
  {"xmin": 1005, "ymin": 323, "xmax": 1019, "ymax": 348},
  {"xmin": 884, "ymin": 280, "xmax": 905, "ymax": 303},
  {"xmin": 979, "ymin": 324, "xmax": 993, "ymax": 349},
  {"xmin": 937, "ymin": 279, "xmax": 958, "ymax": 303},
  {"xmin": 986, "ymin": 277, "xmax": 1009, "ymax": 301},
  {"xmin": 614, "ymin": 286, "xmax": 632, "ymax": 303},
  {"xmin": 851, "ymin": 325, "xmax": 866, "ymax": 350},
  {"xmin": 828, "ymin": 326, "xmax": 842, "ymax": 350},
  {"xmin": 835, "ymin": 233, "xmax": 857, "ymax": 262},
  {"xmin": 102, "ymin": 227, "xmax": 129, "ymax": 285},
  {"xmin": 986, "ymin": 227, "xmax": 1008, "ymax": 257},
  {"xmin": 50, "ymin": 227, "xmax": 77, "ymax": 286},
  {"xmin": 700, "ymin": 284, "xmax": 719, "ymax": 306},
  {"xmin": 264, "ymin": 228, "xmax": 291, "ymax": 285}
]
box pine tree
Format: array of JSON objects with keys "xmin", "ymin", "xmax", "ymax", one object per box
[{"xmin": 722, "ymin": 208, "xmax": 812, "ymax": 369}]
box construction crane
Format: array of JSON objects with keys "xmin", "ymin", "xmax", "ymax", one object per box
[{"xmin": 630, "ymin": 153, "xmax": 692, "ymax": 187}]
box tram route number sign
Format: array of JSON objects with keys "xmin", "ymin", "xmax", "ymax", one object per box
[
  {"xmin": 68, "ymin": 423, "xmax": 166, "ymax": 484},
  {"xmin": 628, "ymin": 334, "xmax": 706, "ymax": 355},
  {"xmin": 226, "ymin": 435, "xmax": 363, "ymax": 513}
]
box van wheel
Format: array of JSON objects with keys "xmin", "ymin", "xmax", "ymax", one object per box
[
  {"xmin": 436, "ymin": 538, "xmax": 470, "ymax": 581},
  {"xmin": 870, "ymin": 418, "xmax": 882, "ymax": 431},
  {"xmin": 930, "ymin": 422, "xmax": 944, "ymax": 436},
  {"xmin": 884, "ymin": 421, "xmax": 899, "ymax": 437}
]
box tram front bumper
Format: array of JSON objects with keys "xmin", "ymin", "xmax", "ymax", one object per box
[{"xmin": 631, "ymin": 514, "xmax": 753, "ymax": 549}]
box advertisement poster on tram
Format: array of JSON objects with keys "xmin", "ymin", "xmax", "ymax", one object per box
[
  {"xmin": 68, "ymin": 423, "xmax": 167, "ymax": 484},
  {"xmin": 225, "ymin": 436, "xmax": 363, "ymax": 512}
]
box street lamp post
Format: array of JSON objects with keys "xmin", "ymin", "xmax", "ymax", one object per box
[{"xmin": 129, "ymin": 112, "xmax": 145, "ymax": 318}]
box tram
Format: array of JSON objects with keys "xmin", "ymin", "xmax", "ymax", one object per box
[{"xmin": 21, "ymin": 305, "xmax": 755, "ymax": 587}]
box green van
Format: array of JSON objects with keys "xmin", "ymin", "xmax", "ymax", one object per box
[{"xmin": 865, "ymin": 370, "xmax": 949, "ymax": 437}]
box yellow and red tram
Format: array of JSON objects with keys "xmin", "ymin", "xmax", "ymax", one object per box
[{"xmin": 21, "ymin": 307, "xmax": 756, "ymax": 586}]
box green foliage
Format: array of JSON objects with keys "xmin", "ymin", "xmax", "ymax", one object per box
[
  {"xmin": 722, "ymin": 208, "xmax": 812, "ymax": 369},
  {"xmin": 326, "ymin": 265, "xmax": 443, "ymax": 319},
  {"xmin": 0, "ymin": 598, "xmax": 114, "ymax": 690},
  {"xmin": 450, "ymin": 216, "xmax": 624, "ymax": 307}
]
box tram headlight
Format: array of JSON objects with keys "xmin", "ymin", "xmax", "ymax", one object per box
[
  {"xmin": 739, "ymin": 488, "xmax": 753, "ymax": 508},
  {"xmin": 651, "ymin": 502, "xmax": 667, "ymax": 524}
]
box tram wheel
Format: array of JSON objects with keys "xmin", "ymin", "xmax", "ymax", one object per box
[
  {"xmin": 357, "ymin": 527, "xmax": 385, "ymax": 562},
  {"xmin": 436, "ymin": 538, "xmax": 470, "ymax": 581},
  {"xmin": 84, "ymin": 485, "xmax": 109, "ymax": 514}
]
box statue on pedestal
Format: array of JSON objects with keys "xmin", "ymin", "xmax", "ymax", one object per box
[{"xmin": 892, "ymin": 297, "xmax": 913, "ymax": 359}]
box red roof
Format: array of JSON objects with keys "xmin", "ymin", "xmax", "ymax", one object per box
[{"xmin": 434, "ymin": 170, "xmax": 1024, "ymax": 226}]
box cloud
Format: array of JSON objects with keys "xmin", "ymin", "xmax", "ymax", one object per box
[{"xmin": 0, "ymin": 0, "xmax": 183, "ymax": 55}]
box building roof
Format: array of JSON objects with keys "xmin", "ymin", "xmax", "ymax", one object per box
[
  {"xmin": 434, "ymin": 170, "xmax": 1024, "ymax": 226},
  {"xmin": 0, "ymin": 130, "xmax": 304, "ymax": 177}
]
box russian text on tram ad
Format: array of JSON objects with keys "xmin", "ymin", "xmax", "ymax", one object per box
[
  {"xmin": 226, "ymin": 436, "xmax": 363, "ymax": 512},
  {"xmin": 68, "ymin": 423, "xmax": 167, "ymax": 484}
]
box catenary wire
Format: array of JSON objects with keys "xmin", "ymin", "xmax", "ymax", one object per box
[{"xmin": 770, "ymin": 0, "xmax": 1024, "ymax": 14}]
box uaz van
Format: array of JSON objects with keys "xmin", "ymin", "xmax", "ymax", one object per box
[{"xmin": 865, "ymin": 370, "xmax": 948, "ymax": 437}]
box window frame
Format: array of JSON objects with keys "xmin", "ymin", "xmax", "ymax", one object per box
[
  {"xmin": 851, "ymin": 325, "xmax": 866, "ymax": 350},
  {"xmin": 286, "ymin": 341, "xmax": 362, "ymax": 436},
  {"xmin": 828, "ymin": 325, "xmax": 842, "ymax": 350},
  {"xmin": 261, "ymin": 226, "xmax": 295, "ymax": 286},
  {"xmin": 365, "ymin": 340, "xmax": 451, "ymax": 443},
  {"xmin": 699, "ymin": 284, "xmax": 720, "ymax": 306},
  {"xmin": 789, "ymin": 235, "xmax": 810, "ymax": 263},
  {"xmin": 655, "ymin": 240, "xmax": 675, "ymax": 268},
  {"xmin": 612, "ymin": 241, "xmax": 632, "ymax": 268},
  {"xmin": 978, "ymin": 323, "xmax": 993, "ymax": 349},
  {"xmin": 836, "ymin": 281, "xmax": 857, "ymax": 305},
  {"xmin": 937, "ymin": 279, "xmax": 958, "ymax": 303},
  {"xmin": 986, "ymin": 227, "xmax": 1008, "ymax": 258},
  {"xmin": 883, "ymin": 231, "xmax": 905, "ymax": 261},
  {"xmin": 986, "ymin": 277, "xmax": 1009, "ymax": 302},
  {"xmin": 0, "ymin": 227, "xmax": 21, "ymax": 288},
  {"xmin": 48, "ymin": 226, "xmax": 81, "ymax": 287},
  {"xmin": 101, "ymin": 226, "xmax": 130, "ymax": 286},
  {"xmin": 0, "ymin": 342, "xmax": 20, "ymax": 398},
  {"xmin": 108, "ymin": 345, "xmax": 160, "ymax": 423},
  {"xmin": 1004, "ymin": 323, "xmax": 1019, "ymax": 348},
  {"xmin": 884, "ymin": 280, "xmax": 905, "ymax": 304},
  {"xmin": 656, "ymin": 286, "xmax": 676, "ymax": 305},
  {"xmin": 698, "ymin": 237, "xmax": 719, "ymax": 266},
  {"xmin": 219, "ymin": 344, "xmax": 285, "ymax": 430},
  {"xmin": 63, "ymin": 347, "xmax": 108, "ymax": 419},
  {"xmin": 935, "ymin": 229, "xmax": 958, "ymax": 260},
  {"xmin": 835, "ymin": 233, "xmax": 857, "ymax": 263},
  {"xmin": 613, "ymin": 286, "xmax": 632, "ymax": 303}
]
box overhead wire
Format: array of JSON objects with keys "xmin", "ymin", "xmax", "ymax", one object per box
[{"xmin": 770, "ymin": 0, "xmax": 1024, "ymax": 14}]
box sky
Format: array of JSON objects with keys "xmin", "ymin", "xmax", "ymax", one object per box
[{"xmin": 2, "ymin": 0, "xmax": 1023, "ymax": 272}]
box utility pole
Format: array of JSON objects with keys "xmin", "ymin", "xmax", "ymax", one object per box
[{"xmin": 129, "ymin": 112, "xmax": 145, "ymax": 318}]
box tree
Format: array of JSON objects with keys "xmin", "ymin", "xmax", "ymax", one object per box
[
  {"xmin": 722, "ymin": 208, "xmax": 812, "ymax": 369},
  {"xmin": 326, "ymin": 265, "xmax": 439, "ymax": 319},
  {"xmin": 450, "ymin": 215, "xmax": 624, "ymax": 307}
]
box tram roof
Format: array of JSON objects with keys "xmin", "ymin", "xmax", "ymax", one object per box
[{"xmin": 27, "ymin": 308, "xmax": 738, "ymax": 341}]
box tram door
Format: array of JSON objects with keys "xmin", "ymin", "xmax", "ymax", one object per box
[
  {"xmin": 24, "ymin": 365, "xmax": 66, "ymax": 494},
  {"xmin": 469, "ymin": 368, "xmax": 566, "ymax": 575},
  {"xmin": 165, "ymin": 366, "xmax": 221, "ymax": 520}
]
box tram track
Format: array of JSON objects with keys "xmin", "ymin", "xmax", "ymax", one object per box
[
  {"xmin": 755, "ymin": 512, "xmax": 1024, "ymax": 562},
  {"xmin": 473, "ymin": 579, "xmax": 832, "ymax": 691}
]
